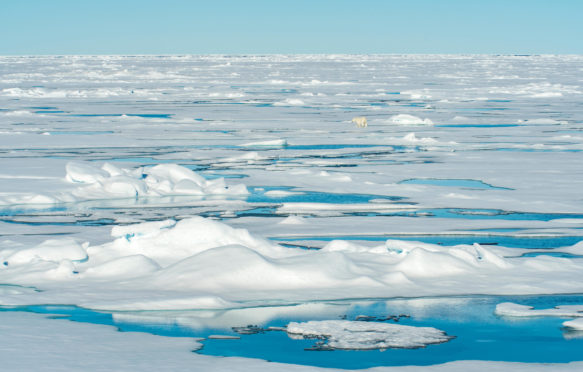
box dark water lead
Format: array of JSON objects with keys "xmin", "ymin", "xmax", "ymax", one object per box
[{"xmin": 2, "ymin": 294, "xmax": 583, "ymax": 369}]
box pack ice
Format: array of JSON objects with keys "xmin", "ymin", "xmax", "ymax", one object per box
[{"xmin": 2, "ymin": 216, "xmax": 583, "ymax": 310}]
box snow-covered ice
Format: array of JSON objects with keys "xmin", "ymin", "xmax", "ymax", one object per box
[
  {"xmin": 3, "ymin": 311, "xmax": 583, "ymax": 371},
  {"xmin": 563, "ymin": 318, "xmax": 583, "ymax": 331},
  {"xmin": 286, "ymin": 320, "xmax": 452, "ymax": 350},
  {"xmin": 495, "ymin": 302, "xmax": 583, "ymax": 318},
  {"xmin": 1, "ymin": 54, "xmax": 583, "ymax": 370},
  {"xmin": 2, "ymin": 216, "xmax": 583, "ymax": 311}
]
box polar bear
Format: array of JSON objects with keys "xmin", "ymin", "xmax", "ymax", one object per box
[{"xmin": 351, "ymin": 116, "xmax": 367, "ymax": 128}]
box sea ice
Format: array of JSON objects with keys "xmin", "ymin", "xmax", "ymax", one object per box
[
  {"xmin": 495, "ymin": 302, "xmax": 583, "ymax": 318},
  {"xmin": 0, "ymin": 162, "xmax": 249, "ymax": 206},
  {"xmin": 4, "ymin": 311, "xmax": 583, "ymax": 372},
  {"xmin": 563, "ymin": 318, "xmax": 583, "ymax": 331},
  {"xmin": 240, "ymin": 139, "xmax": 288, "ymax": 148},
  {"xmin": 385, "ymin": 114, "xmax": 434, "ymax": 126},
  {"xmin": 3, "ymin": 238, "xmax": 88, "ymax": 266},
  {"xmin": 1, "ymin": 54, "xmax": 583, "ymax": 370},
  {"xmin": 286, "ymin": 320, "xmax": 452, "ymax": 350},
  {"xmin": 2, "ymin": 216, "xmax": 583, "ymax": 311}
]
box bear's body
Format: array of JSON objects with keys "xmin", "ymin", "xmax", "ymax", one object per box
[{"xmin": 352, "ymin": 116, "xmax": 367, "ymax": 128}]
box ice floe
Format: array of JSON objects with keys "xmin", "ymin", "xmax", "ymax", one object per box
[
  {"xmin": 563, "ymin": 318, "xmax": 583, "ymax": 331},
  {"xmin": 495, "ymin": 302, "xmax": 583, "ymax": 318},
  {"xmin": 240, "ymin": 139, "xmax": 288, "ymax": 148},
  {"xmin": 0, "ymin": 162, "xmax": 249, "ymax": 206},
  {"xmin": 2, "ymin": 216, "xmax": 583, "ymax": 310},
  {"xmin": 384, "ymin": 114, "xmax": 434, "ymax": 126},
  {"xmin": 4, "ymin": 310, "xmax": 583, "ymax": 371},
  {"xmin": 286, "ymin": 320, "xmax": 452, "ymax": 350},
  {"xmin": 273, "ymin": 98, "xmax": 305, "ymax": 106},
  {"xmin": 2, "ymin": 54, "xmax": 583, "ymax": 370}
]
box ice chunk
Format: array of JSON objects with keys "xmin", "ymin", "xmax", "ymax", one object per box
[
  {"xmin": 88, "ymin": 295, "xmax": 236, "ymax": 311},
  {"xmin": 100, "ymin": 162, "xmax": 124, "ymax": 177},
  {"xmin": 386, "ymin": 114, "xmax": 434, "ymax": 126},
  {"xmin": 145, "ymin": 164, "xmax": 206, "ymax": 187},
  {"xmin": 111, "ymin": 219, "xmax": 176, "ymax": 239},
  {"xmin": 4, "ymin": 238, "xmax": 88, "ymax": 265},
  {"xmin": 102, "ymin": 217, "xmax": 283, "ymax": 267},
  {"xmin": 83, "ymin": 255, "xmax": 161, "ymax": 279},
  {"xmin": 55, "ymin": 162, "xmax": 250, "ymax": 204},
  {"xmin": 273, "ymin": 98, "xmax": 305, "ymax": 106},
  {"xmin": 101, "ymin": 176, "xmax": 148, "ymax": 197},
  {"xmin": 495, "ymin": 302, "xmax": 583, "ymax": 317},
  {"xmin": 563, "ymin": 318, "xmax": 583, "ymax": 330},
  {"xmin": 395, "ymin": 248, "xmax": 473, "ymax": 277},
  {"xmin": 240, "ymin": 139, "xmax": 287, "ymax": 147},
  {"xmin": 286, "ymin": 320, "xmax": 452, "ymax": 350},
  {"xmin": 264, "ymin": 190, "xmax": 302, "ymax": 198},
  {"xmin": 278, "ymin": 215, "xmax": 307, "ymax": 225},
  {"xmin": 66, "ymin": 161, "xmax": 109, "ymax": 184},
  {"xmin": 402, "ymin": 132, "xmax": 437, "ymax": 144},
  {"xmin": 321, "ymin": 240, "xmax": 386, "ymax": 254}
]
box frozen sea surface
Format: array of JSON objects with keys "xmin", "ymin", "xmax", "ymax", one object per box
[
  {"xmin": 5, "ymin": 294, "xmax": 583, "ymax": 370},
  {"xmin": 1, "ymin": 54, "xmax": 583, "ymax": 370}
]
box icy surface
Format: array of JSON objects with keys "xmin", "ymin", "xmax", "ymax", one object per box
[
  {"xmin": 3, "ymin": 311, "xmax": 583, "ymax": 371},
  {"xmin": 2, "ymin": 217, "xmax": 583, "ymax": 310},
  {"xmin": 1, "ymin": 54, "xmax": 583, "ymax": 369},
  {"xmin": 286, "ymin": 320, "xmax": 452, "ymax": 350},
  {"xmin": 563, "ymin": 318, "xmax": 583, "ymax": 331},
  {"xmin": 495, "ymin": 302, "xmax": 583, "ymax": 318}
]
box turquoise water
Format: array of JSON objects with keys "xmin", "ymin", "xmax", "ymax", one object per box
[
  {"xmin": 273, "ymin": 235, "xmax": 583, "ymax": 250},
  {"xmin": 399, "ymin": 178, "xmax": 512, "ymax": 190},
  {"xmin": 3, "ymin": 294, "xmax": 583, "ymax": 369},
  {"xmin": 247, "ymin": 187, "xmax": 403, "ymax": 204},
  {"xmin": 199, "ymin": 295, "xmax": 583, "ymax": 368}
]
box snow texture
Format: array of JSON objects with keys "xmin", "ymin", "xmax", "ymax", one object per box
[
  {"xmin": 495, "ymin": 302, "xmax": 583, "ymax": 318},
  {"xmin": 286, "ymin": 320, "xmax": 452, "ymax": 350},
  {"xmin": 1, "ymin": 54, "xmax": 583, "ymax": 370},
  {"xmin": 2, "ymin": 217, "xmax": 583, "ymax": 311}
]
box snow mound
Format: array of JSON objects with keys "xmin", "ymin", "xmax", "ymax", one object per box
[
  {"xmin": 278, "ymin": 215, "xmax": 307, "ymax": 225},
  {"xmin": 2, "ymin": 238, "xmax": 87, "ymax": 266},
  {"xmin": 273, "ymin": 98, "xmax": 305, "ymax": 106},
  {"xmin": 100, "ymin": 216, "xmax": 282, "ymax": 267},
  {"xmin": 286, "ymin": 320, "xmax": 452, "ymax": 350},
  {"xmin": 67, "ymin": 162, "xmax": 249, "ymax": 200},
  {"xmin": 240, "ymin": 139, "xmax": 287, "ymax": 148},
  {"xmin": 401, "ymin": 132, "xmax": 438, "ymax": 144},
  {"xmin": 386, "ymin": 114, "xmax": 434, "ymax": 126},
  {"xmin": 3, "ymin": 216, "xmax": 583, "ymax": 310},
  {"xmin": 0, "ymin": 162, "xmax": 250, "ymax": 206}
]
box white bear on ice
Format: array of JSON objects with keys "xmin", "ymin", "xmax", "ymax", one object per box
[{"xmin": 351, "ymin": 116, "xmax": 367, "ymax": 128}]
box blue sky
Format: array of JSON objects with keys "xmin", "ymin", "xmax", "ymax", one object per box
[{"xmin": 1, "ymin": 0, "xmax": 581, "ymax": 55}]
